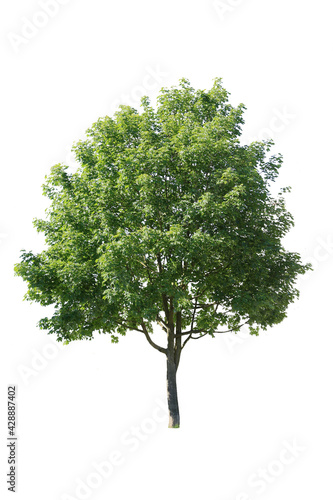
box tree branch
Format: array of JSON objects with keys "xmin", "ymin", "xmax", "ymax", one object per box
[
  {"xmin": 194, "ymin": 302, "xmax": 219, "ymax": 309},
  {"xmin": 175, "ymin": 328, "xmax": 204, "ymax": 337},
  {"xmin": 214, "ymin": 320, "xmax": 249, "ymax": 333},
  {"xmin": 162, "ymin": 293, "xmax": 169, "ymax": 321},
  {"xmin": 191, "ymin": 297, "xmax": 197, "ymax": 332},
  {"xmin": 140, "ymin": 320, "xmax": 167, "ymax": 355},
  {"xmin": 191, "ymin": 332, "xmax": 209, "ymax": 340},
  {"xmin": 156, "ymin": 314, "xmax": 168, "ymax": 332},
  {"xmin": 181, "ymin": 333, "xmax": 192, "ymax": 351},
  {"xmin": 180, "ymin": 320, "xmax": 250, "ymax": 350},
  {"xmin": 201, "ymin": 261, "xmax": 231, "ymax": 279}
]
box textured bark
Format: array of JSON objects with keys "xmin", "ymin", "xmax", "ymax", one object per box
[
  {"xmin": 166, "ymin": 300, "xmax": 180, "ymax": 427},
  {"xmin": 166, "ymin": 353, "xmax": 180, "ymax": 428},
  {"xmin": 174, "ymin": 311, "xmax": 182, "ymax": 371}
]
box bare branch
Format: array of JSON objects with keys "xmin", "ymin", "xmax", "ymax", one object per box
[
  {"xmin": 191, "ymin": 332, "xmax": 209, "ymax": 340},
  {"xmin": 195, "ymin": 302, "xmax": 218, "ymax": 308},
  {"xmin": 181, "ymin": 333, "xmax": 192, "ymax": 350},
  {"xmin": 155, "ymin": 314, "xmax": 168, "ymax": 332},
  {"xmin": 214, "ymin": 320, "xmax": 249, "ymax": 333},
  {"xmin": 191, "ymin": 286, "xmax": 208, "ymax": 300},
  {"xmin": 156, "ymin": 314, "xmax": 167, "ymax": 327},
  {"xmin": 140, "ymin": 320, "xmax": 167, "ymax": 355},
  {"xmin": 175, "ymin": 328, "xmax": 204, "ymax": 337},
  {"xmin": 180, "ymin": 320, "xmax": 250, "ymax": 350}
]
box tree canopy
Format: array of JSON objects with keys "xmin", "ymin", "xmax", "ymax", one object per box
[{"xmin": 14, "ymin": 78, "xmax": 310, "ymax": 426}]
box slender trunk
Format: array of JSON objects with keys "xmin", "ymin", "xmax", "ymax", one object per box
[
  {"xmin": 166, "ymin": 353, "xmax": 180, "ymax": 428},
  {"xmin": 166, "ymin": 299, "xmax": 180, "ymax": 428}
]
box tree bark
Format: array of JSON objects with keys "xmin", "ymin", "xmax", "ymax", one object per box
[
  {"xmin": 166, "ymin": 300, "xmax": 180, "ymax": 428},
  {"xmin": 166, "ymin": 353, "xmax": 180, "ymax": 428}
]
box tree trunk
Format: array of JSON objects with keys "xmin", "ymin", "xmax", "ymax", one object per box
[{"xmin": 166, "ymin": 354, "xmax": 180, "ymax": 428}]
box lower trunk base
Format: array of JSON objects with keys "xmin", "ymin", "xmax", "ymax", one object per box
[{"xmin": 168, "ymin": 413, "xmax": 180, "ymax": 428}]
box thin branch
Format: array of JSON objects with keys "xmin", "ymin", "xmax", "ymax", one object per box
[
  {"xmin": 175, "ymin": 328, "xmax": 204, "ymax": 337},
  {"xmin": 156, "ymin": 321, "xmax": 167, "ymax": 332},
  {"xmin": 195, "ymin": 302, "xmax": 219, "ymax": 308},
  {"xmin": 191, "ymin": 286, "xmax": 208, "ymax": 300},
  {"xmin": 181, "ymin": 333, "xmax": 192, "ymax": 351},
  {"xmin": 180, "ymin": 320, "xmax": 250, "ymax": 350},
  {"xmin": 190, "ymin": 262, "xmax": 232, "ymax": 300},
  {"xmin": 141, "ymin": 320, "xmax": 167, "ymax": 355},
  {"xmin": 155, "ymin": 314, "xmax": 167, "ymax": 332},
  {"xmin": 138, "ymin": 258, "xmax": 158, "ymax": 284},
  {"xmin": 191, "ymin": 332, "xmax": 209, "ymax": 340},
  {"xmin": 201, "ymin": 261, "xmax": 231, "ymax": 279},
  {"xmin": 181, "ymin": 330, "xmax": 209, "ymax": 350},
  {"xmin": 191, "ymin": 297, "xmax": 197, "ymax": 332},
  {"xmin": 156, "ymin": 314, "xmax": 167, "ymax": 328},
  {"xmin": 214, "ymin": 320, "xmax": 249, "ymax": 333}
]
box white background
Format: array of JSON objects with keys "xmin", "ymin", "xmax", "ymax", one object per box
[{"xmin": 1, "ymin": 1, "xmax": 332, "ymax": 499}]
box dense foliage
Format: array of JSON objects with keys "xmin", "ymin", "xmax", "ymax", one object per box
[{"xmin": 15, "ymin": 78, "xmax": 309, "ymax": 351}]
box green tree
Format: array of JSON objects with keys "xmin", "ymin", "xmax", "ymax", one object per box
[{"xmin": 14, "ymin": 78, "xmax": 310, "ymax": 427}]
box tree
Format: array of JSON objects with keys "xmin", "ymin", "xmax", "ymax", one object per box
[{"xmin": 14, "ymin": 78, "xmax": 310, "ymax": 427}]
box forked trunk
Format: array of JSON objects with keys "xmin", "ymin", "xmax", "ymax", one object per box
[{"xmin": 166, "ymin": 354, "xmax": 180, "ymax": 428}]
